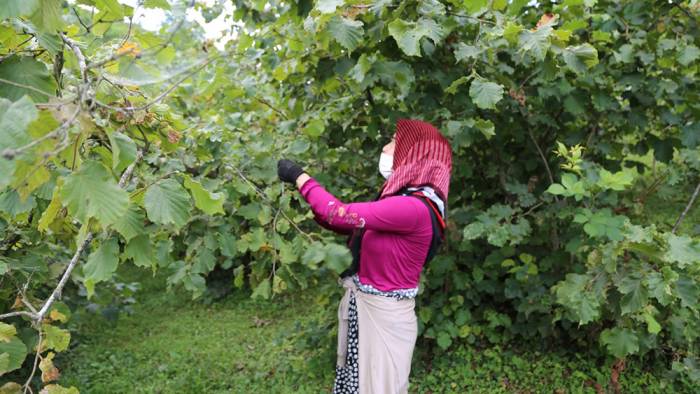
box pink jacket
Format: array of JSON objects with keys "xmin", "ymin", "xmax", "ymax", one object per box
[{"xmin": 299, "ymin": 177, "xmax": 433, "ymax": 291}]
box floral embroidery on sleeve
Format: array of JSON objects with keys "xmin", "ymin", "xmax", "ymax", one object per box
[{"xmin": 326, "ymin": 201, "xmax": 366, "ymax": 228}]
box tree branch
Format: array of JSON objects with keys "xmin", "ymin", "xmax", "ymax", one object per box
[
  {"xmin": 23, "ymin": 330, "xmax": 42, "ymax": 394},
  {"xmin": 35, "ymin": 152, "xmax": 143, "ymax": 321},
  {"xmin": 60, "ymin": 34, "xmax": 88, "ymax": 83},
  {"xmin": 672, "ymin": 181, "xmax": 700, "ymax": 234},
  {"xmin": 528, "ymin": 128, "xmax": 555, "ymax": 186}
]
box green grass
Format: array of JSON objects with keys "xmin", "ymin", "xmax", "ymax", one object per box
[
  {"xmin": 58, "ymin": 268, "xmax": 338, "ymax": 393},
  {"xmin": 57, "ymin": 266, "xmax": 695, "ymax": 394}
]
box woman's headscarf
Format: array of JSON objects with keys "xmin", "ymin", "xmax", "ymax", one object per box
[
  {"xmin": 340, "ymin": 119, "xmax": 452, "ymax": 278},
  {"xmin": 379, "ymin": 119, "xmax": 452, "ymax": 202}
]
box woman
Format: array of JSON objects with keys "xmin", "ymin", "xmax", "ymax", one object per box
[{"xmin": 277, "ymin": 119, "xmax": 452, "ymax": 393}]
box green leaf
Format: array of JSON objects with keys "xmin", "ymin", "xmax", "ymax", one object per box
[
  {"xmin": 436, "ymin": 331, "xmax": 452, "ymax": 350},
  {"xmin": 327, "ymin": 16, "xmax": 363, "ymax": 51},
  {"xmin": 302, "ymin": 241, "xmax": 326, "ymax": 268},
  {"xmin": 675, "ymin": 276, "xmax": 699, "ymax": 309},
  {"xmin": 464, "ymin": 0, "xmax": 488, "ymax": 15},
  {"xmin": 598, "ymin": 168, "xmax": 635, "ymax": 191},
  {"xmin": 679, "ymin": 45, "xmax": 700, "ymax": 66},
  {"xmin": 547, "ymin": 183, "xmax": 566, "ymax": 195},
  {"xmin": 237, "ymin": 202, "xmax": 261, "ymax": 221},
  {"xmin": 0, "ymin": 323, "xmax": 16, "ymax": 343},
  {"xmin": 83, "ymin": 238, "xmax": 119, "ymax": 296},
  {"xmin": 218, "ymin": 233, "xmax": 237, "ymax": 258},
  {"xmin": 0, "ymin": 0, "xmax": 40, "ymax": 18},
  {"xmin": 617, "ymin": 275, "xmax": 648, "ymax": 315},
  {"xmin": 518, "ymin": 25, "xmax": 552, "ymax": 61},
  {"xmin": 144, "ymin": 178, "xmax": 192, "ymax": 229},
  {"xmin": 38, "ymin": 181, "xmax": 63, "ymax": 232},
  {"xmin": 562, "ymin": 44, "xmax": 599, "ymax": 74},
  {"xmin": 61, "ymin": 161, "xmax": 130, "ymax": 226},
  {"xmin": 554, "ymin": 273, "xmax": 601, "ymax": 325},
  {"xmin": 388, "ymin": 18, "xmax": 445, "ymax": 57},
  {"xmin": 600, "ymin": 327, "xmax": 639, "ymax": 358},
  {"xmin": 0, "ymin": 189, "xmax": 36, "ymax": 217},
  {"xmin": 316, "ymin": 0, "xmax": 344, "ymax": 13},
  {"xmin": 0, "ymin": 353, "xmax": 8, "ymax": 375},
  {"xmin": 183, "ymin": 273, "xmax": 206, "ymax": 299},
  {"xmin": 42, "ymin": 324, "xmax": 70, "ymax": 352},
  {"xmin": 454, "ymin": 43, "xmax": 482, "ymax": 63},
  {"xmin": 108, "ymin": 131, "xmax": 137, "ymax": 173},
  {"xmin": 473, "ymin": 118, "xmax": 495, "ymax": 139},
  {"xmin": 0, "ymin": 95, "xmax": 38, "ymax": 189},
  {"xmin": 94, "ymin": 0, "xmax": 125, "ymax": 18},
  {"xmin": 112, "ymin": 204, "xmax": 146, "ymax": 242},
  {"xmin": 492, "ymin": 0, "xmax": 507, "ymax": 11},
  {"xmin": 372, "ymin": 59, "xmax": 415, "ymax": 97},
  {"xmin": 469, "ymin": 79, "xmax": 504, "ymax": 109},
  {"xmin": 0, "ymin": 95, "xmax": 38, "ymax": 155},
  {"xmin": 287, "ymin": 140, "xmax": 310, "ymax": 154},
  {"xmin": 29, "ymin": 0, "xmax": 64, "ymax": 33},
  {"xmin": 251, "ymin": 278, "xmax": 271, "ymax": 300},
  {"xmin": 0, "ymin": 336, "xmax": 27, "ymax": 374},
  {"xmin": 646, "ymin": 272, "xmax": 673, "ymax": 306},
  {"xmin": 323, "ymin": 242, "xmax": 351, "ymax": 274},
  {"xmin": 503, "ymin": 22, "xmax": 523, "ymax": 45},
  {"xmin": 144, "ymin": 0, "xmax": 170, "ymax": 9},
  {"xmin": 123, "ymin": 234, "xmax": 154, "ymax": 269},
  {"xmin": 184, "ymin": 176, "xmax": 225, "ymax": 215},
  {"xmin": 418, "ymin": 0, "xmax": 446, "ymax": 16},
  {"xmin": 303, "ymin": 119, "xmax": 325, "ymax": 138},
  {"xmin": 664, "ymin": 234, "xmax": 700, "ymax": 268},
  {"xmin": 191, "ymin": 248, "xmax": 216, "ymax": 274},
  {"xmin": 643, "ymin": 312, "xmax": 661, "ymax": 334},
  {"xmin": 445, "ymin": 75, "xmax": 470, "ymax": 95}
]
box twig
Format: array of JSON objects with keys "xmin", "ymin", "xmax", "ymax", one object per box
[
  {"xmin": 115, "ymin": 56, "xmax": 219, "ymax": 112},
  {"xmin": 2, "ymin": 104, "xmax": 80, "ymax": 160},
  {"xmin": 60, "ymin": 34, "xmax": 88, "ymax": 83},
  {"xmin": 0, "ymin": 311, "xmax": 36, "ymax": 320},
  {"xmin": 528, "ymin": 128, "xmax": 555, "ymax": 186},
  {"xmin": 119, "ymin": 150, "xmax": 143, "ymax": 187},
  {"xmin": 445, "ymin": 11, "xmax": 497, "ymax": 25},
  {"xmin": 255, "ymin": 96, "xmax": 289, "ymax": 119},
  {"xmin": 86, "ymin": 47, "xmax": 137, "ymax": 69},
  {"xmin": 23, "ymin": 330, "xmax": 42, "ymax": 394},
  {"xmin": 231, "ymin": 166, "xmax": 315, "ymax": 241},
  {"xmin": 33, "ymin": 153, "xmax": 142, "ymax": 322},
  {"xmin": 672, "ymin": 181, "xmax": 700, "ymax": 234},
  {"xmin": 522, "ymin": 201, "xmax": 545, "ymax": 217},
  {"xmin": 72, "ymin": 7, "xmax": 90, "ymax": 32},
  {"xmin": 120, "ymin": 15, "xmax": 134, "ymax": 47},
  {"xmin": 519, "ymin": 69, "xmax": 541, "ymax": 90},
  {"xmin": 34, "ymin": 233, "xmax": 93, "ymax": 322}
]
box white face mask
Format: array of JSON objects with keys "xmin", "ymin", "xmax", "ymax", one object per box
[{"xmin": 378, "ymin": 152, "xmax": 393, "ymax": 179}]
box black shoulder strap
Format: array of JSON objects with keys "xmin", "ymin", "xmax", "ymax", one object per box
[{"xmin": 410, "ymin": 195, "xmax": 443, "ymax": 266}]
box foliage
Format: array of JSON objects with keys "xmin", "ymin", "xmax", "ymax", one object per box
[{"xmin": 1, "ymin": 0, "xmax": 700, "ymax": 390}]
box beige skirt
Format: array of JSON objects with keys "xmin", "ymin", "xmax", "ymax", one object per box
[{"xmin": 335, "ymin": 276, "xmax": 418, "ymax": 394}]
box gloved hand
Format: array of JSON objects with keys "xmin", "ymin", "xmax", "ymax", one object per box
[{"xmin": 277, "ymin": 159, "xmax": 305, "ymax": 184}]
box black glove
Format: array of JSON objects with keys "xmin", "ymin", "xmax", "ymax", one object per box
[{"xmin": 277, "ymin": 159, "xmax": 305, "ymax": 184}]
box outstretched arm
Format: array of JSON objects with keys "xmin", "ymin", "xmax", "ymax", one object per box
[
  {"xmin": 297, "ymin": 174, "xmax": 353, "ymax": 234},
  {"xmin": 296, "ymin": 175, "xmax": 421, "ymax": 233},
  {"xmin": 313, "ymin": 212, "xmax": 353, "ymax": 235}
]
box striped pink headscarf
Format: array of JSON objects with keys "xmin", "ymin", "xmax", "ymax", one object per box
[{"xmin": 379, "ymin": 119, "xmax": 452, "ymax": 202}]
